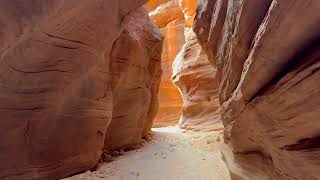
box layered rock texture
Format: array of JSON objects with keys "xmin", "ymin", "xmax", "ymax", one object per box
[
  {"xmin": 147, "ymin": 0, "xmax": 218, "ymax": 129},
  {"xmin": 172, "ymin": 31, "xmax": 223, "ymax": 131},
  {"xmin": 0, "ymin": 1, "xmax": 162, "ymax": 179},
  {"xmin": 105, "ymin": 8, "xmax": 163, "ymax": 150},
  {"xmin": 147, "ymin": 0, "xmax": 185, "ymax": 127},
  {"xmin": 194, "ymin": 0, "xmax": 320, "ymax": 179},
  {"xmin": 170, "ymin": 0, "xmax": 223, "ymax": 131}
]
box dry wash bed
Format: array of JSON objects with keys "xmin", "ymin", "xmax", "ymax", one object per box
[{"xmin": 64, "ymin": 126, "xmax": 231, "ymax": 180}]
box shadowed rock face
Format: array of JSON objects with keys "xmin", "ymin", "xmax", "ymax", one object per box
[
  {"xmin": 194, "ymin": 0, "xmax": 320, "ymax": 179},
  {"xmin": 0, "ymin": 1, "xmax": 162, "ymax": 179},
  {"xmin": 104, "ymin": 7, "xmax": 163, "ymax": 150}
]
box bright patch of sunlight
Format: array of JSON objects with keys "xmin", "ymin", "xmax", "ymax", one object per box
[{"xmin": 151, "ymin": 125, "xmax": 184, "ymax": 134}]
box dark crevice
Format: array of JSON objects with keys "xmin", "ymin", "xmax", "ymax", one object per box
[
  {"xmin": 251, "ymin": 37, "xmax": 320, "ymax": 100},
  {"xmin": 287, "ymin": 65, "xmax": 319, "ymax": 91},
  {"xmin": 9, "ymin": 65, "xmax": 72, "ymax": 74},
  {"xmin": 13, "ymin": 89, "xmax": 51, "ymax": 95},
  {"xmin": 42, "ymin": 32, "xmax": 90, "ymax": 47},
  {"xmin": 0, "ymin": 107, "xmax": 47, "ymax": 111},
  {"xmin": 33, "ymin": 39, "xmax": 80, "ymax": 50},
  {"xmin": 50, "ymin": 44, "xmax": 79, "ymax": 50},
  {"xmin": 5, "ymin": 59, "xmax": 72, "ymax": 74},
  {"xmin": 281, "ymin": 135, "xmax": 320, "ymax": 151},
  {"xmin": 112, "ymin": 115, "xmax": 126, "ymax": 119}
]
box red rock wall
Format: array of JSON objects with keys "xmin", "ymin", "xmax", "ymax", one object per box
[
  {"xmin": 194, "ymin": 0, "xmax": 320, "ymax": 179},
  {"xmin": 0, "ymin": 1, "xmax": 162, "ymax": 179},
  {"xmin": 104, "ymin": 7, "xmax": 163, "ymax": 150}
]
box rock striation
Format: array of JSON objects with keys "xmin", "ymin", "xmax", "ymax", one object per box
[
  {"xmin": 171, "ymin": 0, "xmax": 223, "ymax": 131},
  {"xmin": 0, "ymin": 1, "xmax": 162, "ymax": 179},
  {"xmin": 172, "ymin": 31, "xmax": 223, "ymax": 131},
  {"xmin": 194, "ymin": 0, "xmax": 320, "ymax": 179},
  {"xmin": 148, "ymin": 0, "xmax": 222, "ymax": 130},
  {"xmin": 104, "ymin": 7, "xmax": 163, "ymax": 150}
]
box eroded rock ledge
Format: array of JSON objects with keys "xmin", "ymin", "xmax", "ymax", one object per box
[
  {"xmin": 0, "ymin": 1, "xmax": 162, "ymax": 179},
  {"xmin": 194, "ymin": 0, "xmax": 320, "ymax": 179}
]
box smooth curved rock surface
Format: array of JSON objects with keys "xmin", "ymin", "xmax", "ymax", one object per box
[
  {"xmin": 194, "ymin": 0, "xmax": 320, "ymax": 179},
  {"xmin": 0, "ymin": 1, "xmax": 162, "ymax": 179},
  {"xmin": 148, "ymin": 0, "xmax": 185, "ymax": 127},
  {"xmin": 172, "ymin": 31, "xmax": 223, "ymax": 131},
  {"xmin": 148, "ymin": 0, "xmax": 224, "ymax": 131},
  {"xmin": 180, "ymin": 0, "xmax": 199, "ymax": 28},
  {"xmin": 104, "ymin": 7, "xmax": 163, "ymax": 150}
]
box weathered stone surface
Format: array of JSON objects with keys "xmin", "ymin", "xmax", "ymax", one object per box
[
  {"xmin": 157, "ymin": 0, "xmax": 223, "ymax": 131},
  {"xmin": 172, "ymin": 31, "xmax": 223, "ymax": 131},
  {"xmin": 104, "ymin": 7, "xmax": 163, "ymax": 150},
  {"xmin": 148, "ymin": 0, "xmax": 185, "ymax": 127},
  {"xmin": 0, "ymin": 1, "xmax": 162, "ymax": 179},
  {"xmin": 146, "ymin": 0, "xmax": 171, "ymax": 11},
  {"xmin": 180, "ymin": 0, "xmax": 199, "ymax": 28},
  {"xmin": 149, "ymin": 1, "xmax": 185, "ymax": 28},
  {"xmin": 194, "ymin": 0, "xmax": 320, "ymax": 179},
  {"xmin": 149, "ymin": 0, "xmax": 224, "ymax": 130}
]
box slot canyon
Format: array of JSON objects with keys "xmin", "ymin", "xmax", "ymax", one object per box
[{"xmin": 0, "ymin": 0, "xmax": 319, "ymax": 180}]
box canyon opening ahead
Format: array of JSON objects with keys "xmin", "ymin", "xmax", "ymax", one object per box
[{"xmin": 0, "ymin": 0, "xmax": 319, "ymax": 180}]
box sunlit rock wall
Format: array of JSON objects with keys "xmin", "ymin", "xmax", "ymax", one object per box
[
  {"xmin": 172, "ymin": 31, "xmax": 223, "ymax": 131},
  {"xmin": 147, "ymin": 0, "xmax": 185, "ymax": 127},
  {"xmin": 171, "ymin": 0, "xmax": 223, "ymax": 131}
]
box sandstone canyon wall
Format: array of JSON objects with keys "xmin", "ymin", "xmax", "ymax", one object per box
[
  {"xmin": 170, "ymin": 0, "xmax": 223, "ymax": 131},
  {"xmin": 172, "ymin": 31, "xmax": 223, "ymax": 132},
  {"xmin": 0, "ymin": 1, "xmax": 162, "ymax": 179},
  {"xmin": 104, "ymin": 7, "xmax": 163, "ymax": 150},
  {"xmin": 148, "ymin": 0, "xmax": 222, "ymax": 130},
  {"xmin": 147, "ymin": 0, "xmax": 184, "ymax": 127},
  {"xmin": 194, "ymin": 0, "xmax": 320, "ymax": 179}
]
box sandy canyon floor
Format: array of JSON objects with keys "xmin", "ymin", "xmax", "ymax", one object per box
[{"xmin": 64, "ymin": 126, "xmax": 231, "ymax": 180}]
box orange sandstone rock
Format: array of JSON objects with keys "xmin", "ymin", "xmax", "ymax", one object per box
[
  {"xmin": 148, "ymin": 0, "xmax": 185, "ymax": 127},
  {"xmin": 172, "ymin": 31, "xmax": 223, "ymax": 131}
]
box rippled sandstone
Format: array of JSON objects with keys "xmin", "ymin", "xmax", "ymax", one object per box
[
  {"xmin": 104, "ymin": 7, "xmax": 163, "ymax": 150},
  {"xmin": 0, "ymin": 1, "xmax": 162, "ymax": 179},
  {"xmin": 172, "ymin": 31, "xmax": 223, "ymax": 131},
  {"xmin": 194, "ymin": 0, "xmax": 320, "ymax": 179}
]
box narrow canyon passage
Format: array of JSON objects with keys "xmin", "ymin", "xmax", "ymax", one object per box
[
  {"xmin": 0, "ymin": 0, "xmax": 319, "ymax": 179},
  {"xmin": 67, "ymin": 1, "xmax": 228, "ymax": 179},
  {"xmin": 65, "ymin": 127, "xmax": 230, "ymax": 180}
]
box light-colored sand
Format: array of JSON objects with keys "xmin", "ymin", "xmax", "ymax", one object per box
[{"xmin": 64, "ymin": 126, "xmax": 231, "ymax": 180}]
